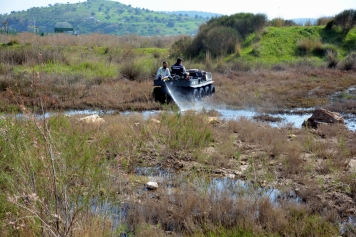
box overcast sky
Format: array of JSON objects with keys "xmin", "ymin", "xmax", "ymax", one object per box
[{"xmin": 0, "ymin": 0, "xmax": 355, "ymax": 19}]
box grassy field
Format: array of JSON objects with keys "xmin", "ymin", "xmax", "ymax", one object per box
[{"xmin": 0, "ymin": 27, "xmax": 356, "ymax": 236}]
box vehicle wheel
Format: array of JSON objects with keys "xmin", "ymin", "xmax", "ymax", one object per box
[
  {"xmin": 163, "ymin": 93, "xmax": 172, "ymax": 104},
  {"xmin": 210, "ymin": 84, "xmax": 215, "ymax": 94},
  {"xmin": 192, "ymin": 88, "xmax": 199, "ymax": 102},
  {"xmin": 204, "ymin": 86, "xmax": 211, "ymax": 96},
  {"xmin": 152, "ymin": 87, "xmax": 163, "ymax": 102},
  {"xmin": 199, "ymin": 87, "xmax": 205, "ymax": 99}
]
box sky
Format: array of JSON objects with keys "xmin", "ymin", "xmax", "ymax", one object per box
[{"xmin": 0, "ymin": 0, "xmax": 355, "ymax": 19}]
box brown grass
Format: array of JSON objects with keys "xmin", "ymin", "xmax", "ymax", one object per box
[
  {"xmin": 125, "ymin": 175, "xmax": 339, "ymax": 236},
  {"xmin": 0, "ymin": 33, "xmax": 355, "ymax": 113},
  {"xmin": 0, "ymin": 33, "xmax": 356, "ymax": 236},
  {"xmin": 0, "ymin": 32, "xmax": 180, "ymax": 48},
  {"xmin": 1, "ymin": 107, "xmax": 352, "ymax": 236}
]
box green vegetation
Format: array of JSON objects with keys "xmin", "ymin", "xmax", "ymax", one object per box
[
  {"xmin": 0, "ymin": 9, "xmax": 356, "ymax": 236},
  {"xmin": 171, "ymin": 13, "xmax": 268, "ymax": 59},
  {"xmin": 0, "ymin": 0, "xmax": 209, "ymax": 36},
  {"xmin": 1, "ymin": 111, "xmax": 349, "ymax": 236},
  {"xmin": 172, "ymin": 12, "xmax": 356, "ymax": 65}
]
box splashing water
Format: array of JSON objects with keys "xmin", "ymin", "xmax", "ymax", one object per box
[{"xmin": 164, "ymin": 81, "xmax": 197, "ymax": 111}]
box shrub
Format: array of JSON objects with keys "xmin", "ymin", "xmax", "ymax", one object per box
[
  {"xmin": 203, "ymin": 26, "xmax": 239, "ymax": 57},
  {"xmin": 333, "ymin": 9, "xmax": 356, "ymax": 35},
  {"xmin": 7, "ymin": 38, "xmax": 20, "ymax": 46},
  {"xmin": 0, "ymin": 114, "xmax": 110, "ymax": 236},
  {"xmin": 270, "ymin": 18, "xmax": 297, "ymax": 27},
  {"xmin": 325, "ymin": 20, "xmax": 334, "ymax": 30},
  {"xmin": 325, "ymin": 50, "xmax": 338, "ymax": 68},
  {"xmin": 270, "ymin": 18, "xmax": 285, "ymax": 27},
  {"xmin": 316, "ymin": 17, "xmax": 333, "ymax": 26},
  {"xmin": 169, "ymin": 36, "xmax": 193, "ymax": 59},
  {"xmin": 251, "ymin": 42, "xmax": 261, "ymax": 57},
  {"xmin": 178, "ymin": 13, "xmax": 267, "ymax": 59},
  {"xmin": 311, "ymin": 40, "xmax": 325, "ymax": 56},
  {"xmin": 297, "ymin": 38, "xmax": 324, "ymax": 56},
  {"xmin": 120, "ymin": 59, "xmax": 142, "ymax": 80},
  {"xmin": 338, "ymin": 51, "xmax": 356, "ymax": 70}
]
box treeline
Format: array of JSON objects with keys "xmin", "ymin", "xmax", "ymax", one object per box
[
  {"xmin": 170, "ymin": 13, "xmax": 268, "ymax": 59},
  {"xmin": 170, "ymin": 9, "xmax": 356, "ymax": 59}
]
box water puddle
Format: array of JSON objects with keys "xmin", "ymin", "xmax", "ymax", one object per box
[
  {"xmin": 134, "ymin": 167, "xmax": 291, "ymax": 205},
  {"xmin": 89, "ymin": 165, "xmax": 350, "ymax": 233},
  {"xmin": 40, "ymin": 106, "xmax": 356, "ymax": 131}
]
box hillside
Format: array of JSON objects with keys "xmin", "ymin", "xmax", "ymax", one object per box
[
  {"xmin": 0, "ymin": 0, "xmax": 210, "ymax": 36},
  {"xmin": 237, "ymin": 26, "xmax": 356, "ymax": 64}
]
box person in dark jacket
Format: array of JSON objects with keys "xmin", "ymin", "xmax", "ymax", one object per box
[{"xmin": 171, "ymin": 58, "xmax": 189, "ymax": 80}]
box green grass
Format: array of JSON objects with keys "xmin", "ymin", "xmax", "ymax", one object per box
[
  {"xmin": 192, "ymin": 227, "xmax": 258, "ymax": 237},
  {"xmin": 14, "ymin": 60, "xmax": 119, "ymax": 78},
  {"xmin": 1, "ymin": 0, "xmax": 207, "ymax": 36},
  {"xmin": 228, "ymin": 25, "xmax": 356, "ymax": 64}
]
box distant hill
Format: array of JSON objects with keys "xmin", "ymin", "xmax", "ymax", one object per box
[
  {"xmin": 291, "ymin": 18, "xmax": 318, "ymax": 25},
  {"xmin": 0, "ymin": 0, "xmax": 211, "ymax": 36},
  {"xmin": 165, "ymin": 11, "xmax": 223, "ymax": 19}
]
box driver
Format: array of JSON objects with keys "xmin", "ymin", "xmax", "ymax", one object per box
[{"xmin": 171, "ymin": 57, "xmax": 189, "ymax": 80}]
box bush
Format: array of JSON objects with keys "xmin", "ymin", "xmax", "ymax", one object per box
[
  {"xmin": 316, "ymin": 17, "xmax": 333, "ymax": 26},
  {"xmin": 326, "ymin": 49, "xmax": 339, "ymax": 68},
  {"xmin": 203, "ymin": 26, "xmax": 239, "ymax": 57},
  {"xmin": 120, "ymin": 60, "xmax": 142, "ymax": 80},
  {"xmin": 169, "ymin": 36, "xmax": 193, "ymax": 59},
  {"xmin": 297, "ymin": 38, "xmax": 324, "ymax": 56},
  {"xmin": 269, "ymin": 18, "xmax": 297, "ymax": 27},
  {"xmin": 334, "ymin": 9, "xmax": 356, "ymax": 34},
  {"xmin": 338, "ymin": 51, "xmax": 356, "ymax": 70},
  {"xmin": 177, "ymin": 13, "xmax": 267, "ymax": 59}
]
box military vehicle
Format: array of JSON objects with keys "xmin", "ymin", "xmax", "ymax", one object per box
[{"xmin": 152, "ymin": 69, "xmax": 215, "ymax": 103}]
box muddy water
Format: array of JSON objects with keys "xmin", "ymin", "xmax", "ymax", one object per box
[{"xmin": 58, "ymin": 107, "xmax": 356, "ymax": 131}]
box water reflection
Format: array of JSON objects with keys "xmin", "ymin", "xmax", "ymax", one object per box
[
  {"xmin": 58, "ymin": 108, "xmax": 356, "ymax": 131},
  {"xmin": 135, "ymin": 167, "xmax": 290, "ymax": 205},
  {"xmin": 24, "ymin": 105, "xmax": 356, "ymax": 131}
]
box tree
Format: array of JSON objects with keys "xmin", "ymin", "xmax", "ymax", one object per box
[
  {"xmin": 167, "ymin": 20, "xmax": 175, "ymax": 27},
  {"xmin": 334, "ymin": 9, "xmax": 356, "ymax": 34},
  {"xmin": 179, "ymin": 13, "xmax": 267, "ymax": 58},
  {"xmin": 203, "ymin": 26, "xmax": 239, "ymax": 57}
]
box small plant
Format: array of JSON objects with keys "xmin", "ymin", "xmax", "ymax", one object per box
[
  {"xmin": 7, "ymin": 38, "xmax": 19, "ymax": 46},
  {"xmin": 325, "ymin": 48, "xmax": 339, "ymax": 68},
  {"xmin": 297, "ymin": 38, "xmax": 324, "ymax": 56},
  {"xmin": 120, "ymin": 59, "xmax": 142, "ymax": 80},
  {"xmin": 339, "ymin": 51, "xmax": 356, "ymax": 71}
]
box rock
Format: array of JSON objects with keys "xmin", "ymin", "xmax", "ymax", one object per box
[
  {"xmin": 226, "ymin": 173, "xmax": 235, "ymax": 179},
  {"xmin": 145, "ymin": 181, "xmax": 158, "ymax": 190},
  {"xmin": 207, "ymin": 117, "xmax": 219, "ymax": 124},
  {"xmin": 174, "ymin": 162, "xmax": 184, "ymax": 169},
  {"xmin": 150, "ymin": 118, "xmax": 161, "ymax": 124},
  {"xmin": 302, "ymin": 109, "xmax": 344, "ymax": 129},
  {"xmin": 79, "ymin": 114, "xmax": 105, "ymax": 124},
  {"xmin": 204, "ymin": 147, "xmax": 216, "ymax": 155},
  {"xmin": 213, "ymin": 169, "xmax": 224, "ymax": 174},
  {"xmin": 347, "ymin": 158, "xmax": 356, "ymax": 172},
  {"xmin": 288, "ymin": 134, "xmax": 296, "ymax": 139}
]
